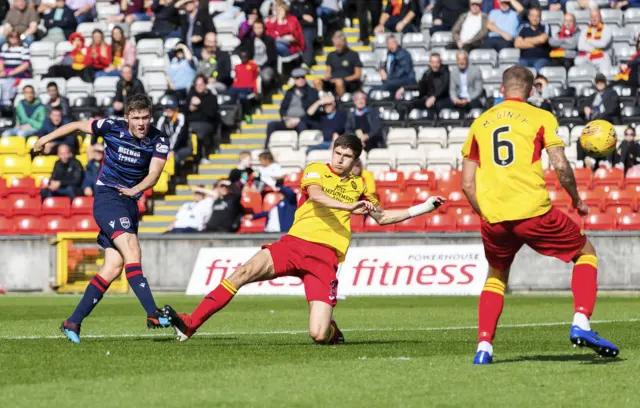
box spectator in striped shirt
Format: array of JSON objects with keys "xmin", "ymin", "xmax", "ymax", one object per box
[{"xmin": 0, "ymin": 30, "xmax": 30, "ymax": 108}]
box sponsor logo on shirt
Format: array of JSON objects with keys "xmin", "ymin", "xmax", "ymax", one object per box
[
  {"xmin": 304, "ymin": 172, "xmax": 320, "ymax": 179},
  {"xmin": 156, "ymin": 143, "xmax": 169, "ymax": 154}
]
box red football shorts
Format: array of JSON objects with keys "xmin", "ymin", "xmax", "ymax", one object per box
[
  {"xmin": 263, "ymin": 234, "xmax": 339, "ymax": 307},
  {"xmin": 481, "ymin": 207, "xmax": 587, "ymax": 272}
]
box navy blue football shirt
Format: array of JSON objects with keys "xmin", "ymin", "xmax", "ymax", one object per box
[{"xmin": 91, "ymin": 118, "xmax": 169, "ymax": 196}]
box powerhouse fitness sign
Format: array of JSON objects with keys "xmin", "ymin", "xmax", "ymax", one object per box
[{"xmin": 186, "ymin": 245, "xmax": 489, "ymax": 296}]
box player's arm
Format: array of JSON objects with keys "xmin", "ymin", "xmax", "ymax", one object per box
[
  {"xmin": 548, "ymin": 146, "xmax": 588, "ymax": 215},
  {"xmin": 368, "ymin": 196, "xmax": 445, "ymax": 225},
  {"xmin": 32, "ymin": 120, "xmax": 92, "ymax": 153},
  {"xmin": 461, "ymin": 159, "xmax": 483, "ymax": 217},
  {"xmin": 307, "ymin": 184, "xmax": 373, "ymax": 212},
  {"xmin": 118, "ymin": 157, "xmax": 166, "ymax": 197}
]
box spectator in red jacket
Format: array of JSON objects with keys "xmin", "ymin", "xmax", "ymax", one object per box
[
  {"xmin": 229, "ymin": 51, "xmax": 259, "ymax": 122},
  {"xmin": 265, "ymin": 0, "xmax": 305, "ymax": 57},
  {"xmin": 84, "ymin": 29, "xmax": 112, "ymax": 78}
]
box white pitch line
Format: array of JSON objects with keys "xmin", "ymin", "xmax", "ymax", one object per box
[{"xmin": 2, "ymin": 318, "xmax": 639, "ymax": 341}]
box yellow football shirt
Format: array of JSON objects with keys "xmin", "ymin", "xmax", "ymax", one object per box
[
  {"xmin": 288, "ymin": 162, "xmax": 380, "ymax": 262},
  {"xmin": 361, "ymin": 169, "xmax": 377, "ymax": 197},
  {"xmin": 461, "ymin": 99, "xmax": 564, "ymax": 224}
]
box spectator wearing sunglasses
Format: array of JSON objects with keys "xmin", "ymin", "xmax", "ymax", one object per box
[{"xmin": 615, "ymin": 127, "xmax": 640, "ymax": 173}]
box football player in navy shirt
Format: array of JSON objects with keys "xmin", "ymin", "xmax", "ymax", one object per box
[{"xmin": 34, "ymin": 94, "xmax": 172, "ymax": 343}]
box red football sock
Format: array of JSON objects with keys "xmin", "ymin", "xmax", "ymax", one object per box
[
  {"xmin": 478, "ymin": 278, "xmax": 506, "ymax": 344},
  {"xmin": 190, "ymin": 279, "xmax": 238, "ymax": 330},
  {"xmin": 572, "ymin": 255, "xmax": 598, "ymax": 318}
]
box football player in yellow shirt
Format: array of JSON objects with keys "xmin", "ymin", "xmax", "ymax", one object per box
[
  {"xmin": 163, "ymin": 134, "xmax": 444, "ymax": 343},
  {"xmin": 462, "ymin": 66, "xmax": 618, "ymax": 364}
]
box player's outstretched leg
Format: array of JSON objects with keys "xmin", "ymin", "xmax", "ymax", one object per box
[
  {"xmin": 308, "ymin": 301, "xmax": 344, "ymax": 345},
  {"xmin": 112, "ymin": 233, "xmax": 169, "ymax": 329},
  {"xmin": 569, "ymin": 241, "xmax": 619, "ymax": 357},
  {"xmin": 61, "ymin": 248, "xmax": 123, "ymax": 343},
  {"xmin": 163, "ymin": 248, "xmax": 276, "ymax": 341},
  {"xmin": 474, "ymin": 267, "xmax": 508, "ymax": 365}
]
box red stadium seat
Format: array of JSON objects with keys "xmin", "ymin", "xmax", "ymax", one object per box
[
  {"xmin": 592, "ymin": 167, "xmax": 624, "ymax": 189},
  {"xmin": 6, "ymin": 177, "xmax": 37, "ymax": 196},
  {"xmin": 426, "ymin": 213, "xmax": 457, "ymax": 232},
  {"xmin": 0, "ymin": 199, "xmax": 12, "ymax": 216},
  {"xmin": 413, "ymin": 189, "xmax": 433, "ymax": 205},
  {"xmin": 606, "ymin": 190, "xmax": 637, "ymax": 211},
  {"xmin": 375, "ymin": 171, "xmax": 405, "ymax": 190},
  {"xmin": 617, "ymin": 213, "xmax": 640, "ymax": 230},
  {"xmin": 605, "ymin": 206, "xmax": 633, "ymax": 217},
  {"xmin": 143, "ymin": 189, "xmax": 153, "ymax": 197},
  {"xmin": 573, "ymin": 168, "xmax": 593, "ymax": 189},
  {"xmin": 379, "ymin": 187, "xmax": 402, "ymax": 206},
  {"xmin": 73, "ymin": 215, "xmax": 100, "ymax": 232},
  {"xmin": 350, "ymin": 214, "xmax": 365, "ymax": 232},
  {"xmin": 364, "ymin": 214, "xmax": 394, "ymax": 232},
  {"xmin": 41, "ymin": 197, "xmax": 71, "ymax": 217},
  {"xmin": 457, "ymin": 213, "xmax": 481, "ymax": 231},
  {"xmin": 405, "ymin": 170, "xmax": 437, "ymax": 191},
  {"xmin": 437, "ymin": 170, "xmax": 462, "ymax": 193},
  {"xmin": 578, "ymin": 190, "xmax": 605, "ymax": 211},
  {"xmin": 44, "ymin": 216, "xmax": 74, "ymax": 233},
  {"xmin": 0, "ymin": 177, "xmax": 6, "ymax": 197},
  {"xmin": 384, "ymin": 191, "xmax": 414, "ymax": 209},
  {"xmin": 449, "ymin": 206, "xmax": 476, "ymax": 216},
  {"xmin": 0, "ymin": 216, "xmax": 13, "ymax": 234},
  {"xmin": 71, "ymin": 196, "xmax": 94, "ymax": 214},
  {"xmin": 624, "ymin": 166, "xmax": 640, "ymax": 189},
  {"xmin": 238, "ymin": 217, "xmax": 266, "ymax": 233},
  {"xmin": 548, "ymin": 189, "xmax": 571, "ymax": 209},
  {"xmin": 584, "ymin": 213, "xmax": 616, "ymax": 230},
  {"xmin": 439, "ymin": 190, "xmax": 470, "ymax": 213},
  {"xmin": 284, "ymin": 172, "xmax": 302, "ymax": 188},
  {"xmin": 14, "ymin": 216, "xmax": 45, "ymax": 234},
  {"xmin": 262, "ymin": 192, "xmax": 281, "ymax": 212},
  {"xmin": 137, "ymin": 195, "xmax": 147, "ymax": 215},
  {"xmin": 544, "ymin": 169, "xmax": 559, "ymax": 189},
  {"xmin": 9, "ymin": 196, "xmax": 40, "ymax": 216},
  {"xmin": 241, "ymin": 191, "xmax": 262, "ymax": 214},
  {"xmin": 395, "ymin": 216, "xmax": 426, "ymax": 232}
]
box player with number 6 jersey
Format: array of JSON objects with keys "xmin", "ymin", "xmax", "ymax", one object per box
[
  {"xmin": 461, "ymin": 66, "xmax": 619, "ymax": 364},
  {"xmin": 33, "ymin": 94, "xmax": 172, "ymax": 343}
]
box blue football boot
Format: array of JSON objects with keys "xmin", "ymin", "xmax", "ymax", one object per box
[
  {"xmin": 473, "ymin": 350, "xmax": 493, "ymax": 365},
  {"xmin": 61, "ymin": 320, "xmax": 81, "ymax": 344},
  {"xmin": 570, "ymin": 325, "xmax": 619, "ymax": 358},
  {"xmin": 146, "ymin": 308, "xmax": 171, "ymax": 329}
]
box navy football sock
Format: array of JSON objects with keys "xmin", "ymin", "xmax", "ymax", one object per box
[
  {"xmin": 69, "ymin": 275, "xmax": 110, "ymax": 324},
  {"xmin": 125, "ymin": 263, "xmax": 158, "ymax": 316}
]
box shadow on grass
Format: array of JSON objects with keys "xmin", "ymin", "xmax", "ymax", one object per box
[{"xmin": 496, "ymin": 354, "xmax": 624, "ymax": 365}]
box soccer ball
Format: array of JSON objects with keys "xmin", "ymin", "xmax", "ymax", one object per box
[{"xmin": 579, "ymin": 120, "xmax": 617, "ymax": 158}]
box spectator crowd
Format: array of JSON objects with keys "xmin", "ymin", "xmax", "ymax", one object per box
[{"xmin": 0, "ymin": 0, "xmax": 640, "ymax": 234}]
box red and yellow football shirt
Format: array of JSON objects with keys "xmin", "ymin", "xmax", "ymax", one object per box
[
  {"xmin": 288, "ymin": 162, "xmax": 379, "ymax": 262},
  {"xmin": 461, "ymin": 98, "xmax": 564, "ymax": 224}
]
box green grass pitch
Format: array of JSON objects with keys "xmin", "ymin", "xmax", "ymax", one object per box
[{"xmin": 0, "ymin": 294, "xmax": 638, "ymax": 407}]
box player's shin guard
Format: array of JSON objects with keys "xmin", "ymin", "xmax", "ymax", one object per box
[
  {"xmin": 68, "ymin": 275, "xmax": 111, "ymax": 324},
  {"xmin": 190, "ymin": 279, "xmax": 238, "ymax": 329},
  {"xmin": 125, "ymin": 263, "xmax": 158, "ymax": 316},
  {"xmin": 478, "ymin": 277, "xmax": 506, "ymax": 344},
  {"xmin": 572, "ymin": 255, "xmax": 598, "ymax": 319}
]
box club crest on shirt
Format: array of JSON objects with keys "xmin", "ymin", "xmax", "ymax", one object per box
[
  {"xmin": 141, "ymin": 137, "xmax": 151, "ymax": 147},
  {"xmin": 351, "ymin": 181, "xmax": 357, "ymax": 189},
  {"xmin": 120, "ymin": 217, "xmax": 131, "ymax": 229}
]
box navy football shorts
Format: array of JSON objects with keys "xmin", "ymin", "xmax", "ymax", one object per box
[{"xmin": 93, "ymin": 185, "xmax": 140, "ymax": 249}]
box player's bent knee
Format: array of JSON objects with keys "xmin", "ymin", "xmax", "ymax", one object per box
[
  {"xmin": 575, "ymin": 239, "xmax": 597, "ymax": 261},
  {"xmin": 114, "ymin": 233, "xmax": 141, "ymax": 263}
]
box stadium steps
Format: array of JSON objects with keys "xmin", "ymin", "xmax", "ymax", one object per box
[
  {"xmin": 154, "ymin": 205, "xmax": 181, "ymax": 216},
  {"xmin": 204, "ymin": 153, "xmax": 240, "ymax": 165}
]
